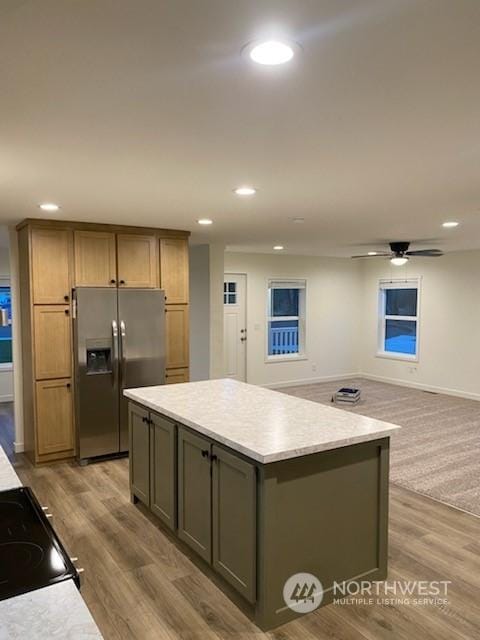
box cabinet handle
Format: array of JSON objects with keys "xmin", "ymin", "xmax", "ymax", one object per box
[
  {"xmin": 142, "ymin": 416, "xmax": 149, "ymax": 423},
  {"xmin": 64, "ymin": 295, "xmax": 69, "ymax": 302},
  {"xmin": 110, "ymin": 279, "xmax": 116, "ymax": 285},
  {"xmin": 210, "ymin": 454, "xmax": 218, "ymax": 462},
  {"xmin": 65, "ymin": 309, "xmax": 70, "ymax": 315},
  {"xmin": 201, "ymin": 449, "xmax": 209, "ymax": 458},
  {"xmin": 66, "ymin": 383, "xmax": 71, "ymax": 388},
  {"xmin": 119, "ymin": 280, "xmax": 125, "ymax": 285}
]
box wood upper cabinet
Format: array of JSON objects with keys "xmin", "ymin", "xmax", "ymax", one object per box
[
  {"xmin": 117, "ymin": 234, "xmax": 158, "ymax": 288},
  {"xmin": 33, "ymin": 306, "xmax": 72, "ymax": 380},
  {"xmin": 160, "ymin": 238, "xmax": 189, "ymax": 303},
  {"xmin": 31, "ymin": 228, "xmax": 72, "ymax": 304},
  {"xmin": 74, "ymin": 231, "xmax": 116, "ymax": 287},
  {"xmin": 36, "ymin": 379, "xmax": 74, "ymax": 456},
  {"xmin": 212, "ymin": 445, "xmax": 256, "ymax": 603},
  {"xmin": 165, "ymin": 305, "xmax": 189, "ymax": 369}
]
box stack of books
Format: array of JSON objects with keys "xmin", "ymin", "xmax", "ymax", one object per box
[{"xmin": 333, "ymin": 387, "xmax": 361, "ymax": 404}]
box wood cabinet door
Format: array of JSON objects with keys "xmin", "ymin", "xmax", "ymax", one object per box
[
  {"xmin": 212, "ymin": 445, "xmax": 256, "ymax": 603},
  {"xmin": 117, "ymin": 234, "xmax": 158, "ymax": 288},
  {"xmin": 34, "ymin": 306, "xmax": 72, "ymax": 380},
  {"xmin": 159, "ymin": 238, "xmax": 189, "ymax": 303},
  {"xmin": 31, "ymin": 228, "xmax": 72, "ymax": 304},
  {"xmin": 165, "ymin": 305, "xmax": 189, "ymax": 369},
  {"xmin": 165, "ymin": 368, "xmax": 189, "ymax": 384},
  {"xmin": 74, "ymin": 231, "xmax": 116, "ymax": 287},
  {"xmin": 36, "ymin": 379, "xmax": 74, "ymax": 456},
  {"xmin": 177, "ymin": 427, "xmax": 212, "ymax": 562},
  {"xmin": 129, "ymin": 403, "xmax": 150, "ymax": 505},
  {"xmin": 150, "ymin": 412, "xmax": 176, "ymax": 530}
]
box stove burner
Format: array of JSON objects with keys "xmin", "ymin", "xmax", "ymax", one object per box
[
  {"xmin": 0, "ymin": 542, "xmax": 44, "ymax": 584},
  {"xmin": 0, "ymin": 487, "xmax": 79, "ymax": 601}
]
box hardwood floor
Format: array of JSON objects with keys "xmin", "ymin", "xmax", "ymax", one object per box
[{"xmin": 12, "ymin": 452, "xmax": 480, "ymax": 640}]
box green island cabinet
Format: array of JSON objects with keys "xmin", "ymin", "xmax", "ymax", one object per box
[{"xmin": 128, "ymin": 398, "xmax": 393, "ymax": 630}]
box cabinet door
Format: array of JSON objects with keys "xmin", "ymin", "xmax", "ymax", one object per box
[
  {"xmin": 159, "ymin": 238, "xmax": 189, "ymax": 303},
  {"xmin": 36, "ymin": 379, "xmax": 74, "ymax": 456},
  {"xmin": 177, "ymin": 427, "xmax": 211, "ymax": 562},
  {"xmin": 129, "ymin": 403, "xmax": 150, "ymax": 505},
  {"xmin": 165, "ymin": 305, "xmax": 189, "ymax": 369},
  {"xmin": 212, "ymin": 445, "xmax": 256, "ymax": 603},
  {"xmin": 117, "ymin": 234, "xmax": 158, "ymax": 288},
  {"xmin": 74, "ymin": 231, "xmax": 116, "ymax": 287},
  {"xmin": 34, "ymin": 306, "xmax": 72, "ymax": 380},
  {"xmin": 165, "ymin": 368, "xmax": 189, "ymax": 384},
  {"xmin": 31, "ymin": 228, "xmax": 72, "ymax": 304},
  {"xmin": 150, "ymin": 412, "xmax": 176, "ymax": 530}
]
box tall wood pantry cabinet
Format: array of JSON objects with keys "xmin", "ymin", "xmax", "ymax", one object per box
[{"xmin": 17, "ymin": 219, "xmax": 190, "ymax": 464}]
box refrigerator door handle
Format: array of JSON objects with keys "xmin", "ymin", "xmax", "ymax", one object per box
[
  {"xmin": 112, "ymin": 320, "xmax": 118, "ymax": 387},
  {"xmin": 120, "ymin": 320, "xmax": 126, "ymax": 389}
]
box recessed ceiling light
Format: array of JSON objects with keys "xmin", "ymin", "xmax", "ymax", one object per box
[
  {"xmin": 442, "ymin": 221, "xmax": 459, "ymax": 228},
  {"xmin": 367, "ymin": 251, "xmax": 378, "ymax": 256},
  {"xmin": 390, "ymin": 256, "xmax": 409, "ymax": 266},
  {"xmin": 292, "ymin": 217, "xmax": 305, "ymax": 224},
  {"xmin": 273, "ymin": 245, "xmax": 284, "ymax": 251},
  {"xmin": 244, "ymin": 40, "xmax": 298, "ymax": 66},
  {"xmin": 197, "ymin": 218, "xmax": 213, "ymax": 225},
  {"xmin": 234, "ymin": 186, "xmax": 256, "ymax": 196},
  {"xmin": 39, "ymin": 203, "xmax": 60, "ymax": 212}
]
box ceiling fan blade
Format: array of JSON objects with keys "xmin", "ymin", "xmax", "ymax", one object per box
[
  {"xmin": 351, "ymin": 253, "xmax": 390, "ymax": 258},
  {"xmin": 406, "ymin": 249, "xmax": 443, "ymax": 256}
]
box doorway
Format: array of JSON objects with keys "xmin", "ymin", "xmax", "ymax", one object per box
[{"xmin": 223, "ymin": 274, "xmax": 246, "ymax": 381}]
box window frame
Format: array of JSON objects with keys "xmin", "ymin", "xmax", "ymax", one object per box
[
  {"xmin": 265, "ymin": 278, "xmax": 307, "ymax": 363},
  {"xmin": 377, "ymin": 278, "xmax": 421, "ymax": 362}
]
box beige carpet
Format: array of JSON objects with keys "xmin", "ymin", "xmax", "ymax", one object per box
[{"xmin": 280, "ymin": 378, "xmax": 480, "ymax": 517}]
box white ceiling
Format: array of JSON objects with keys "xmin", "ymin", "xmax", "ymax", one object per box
[{"xmin": 1, "ymin": 0, "xmax": 480, "ymax": 256}]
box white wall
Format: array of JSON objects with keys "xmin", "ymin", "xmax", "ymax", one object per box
[
  {"xmin": 189, "ymin": 245, "xmax": 210, "ymax": 381},
  {"xmin": 360, "ymin": 250, "xmax": 480, "ymax": 399},
  {"xmin": 189, "ymin": 243, "xmax": 225, "ymax": 381},
  {"xmin": 224, "ymin": 252, "xmax": 361, "ymax": 387}
]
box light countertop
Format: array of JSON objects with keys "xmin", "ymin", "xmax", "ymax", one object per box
[
  {"xmin": 124, "ymin": 378, "xmax": 400, "ymax": 463},
  {"xmin": 0, "ymin": 445, "xmax": 21, "ymax": 491},
  {"xmin": 0, "ymin": 445, "xmax": 103, "ymax": 639}
]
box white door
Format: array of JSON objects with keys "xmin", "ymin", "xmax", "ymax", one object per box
[{"xmin": 223, "ymin": 274, "xmax": 246, "ymax": 381}]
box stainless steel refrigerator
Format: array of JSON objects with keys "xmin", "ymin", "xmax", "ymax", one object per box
[{"xmin": 73, "ymin": 287, "xmax": 165, "ymax": 463}]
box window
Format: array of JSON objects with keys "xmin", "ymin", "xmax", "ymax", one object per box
[
  {"xmin": 267, "ymin": 279, "xmax": 306, "ymax": 358},
  {"xmin": 0, "ymin": 285, "xmax": 12, "ymax": 365},
  {"xmin": 224, "ymin": 281, "xmax": 237, "ymax": 305},
  {"xmin": 378, "ymin": 280, "xmax": 419, "ymax": 359}
]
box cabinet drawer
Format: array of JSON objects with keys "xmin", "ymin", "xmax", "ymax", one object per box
[
  {"xmin": 34, "ymin": 306, "xmax": 72, "ymax": 380},
  {"xmin": 165, "ymin": 368, "xmax": 189, "ymax": 384}
]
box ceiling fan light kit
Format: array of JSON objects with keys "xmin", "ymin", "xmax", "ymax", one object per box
[{"xmin": 352, "ymin": 241, "xmax": 444, "ymax": 265}]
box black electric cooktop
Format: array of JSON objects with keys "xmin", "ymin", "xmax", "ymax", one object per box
[{"xmin": 0, "ymin": 486, "xmax": 79, "ymax": 601}]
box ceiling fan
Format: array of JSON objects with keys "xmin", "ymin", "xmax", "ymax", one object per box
[{"xmin": 352, "ymin": 241, "xmax": 443, "ymax": 266}]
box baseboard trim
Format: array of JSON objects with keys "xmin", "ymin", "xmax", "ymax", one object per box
[
  {"xmin": 263, "ymin": 373, "xmax": 358, "ymax": 390},
  {"xmin": 14, "ymin": 441, "xmax": 24, "ymax": 453},
  {"xmin": 0, "ymin": 394, "xmax": 14, "ymax": 403},
  {"xmin": 360, "ymin": 372, "xmax": 480, "ymax": 402}
]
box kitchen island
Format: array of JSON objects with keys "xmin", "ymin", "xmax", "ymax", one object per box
[{"xmin": 124, "ymin": 378, "xmax": 400, "ymax": 630}]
